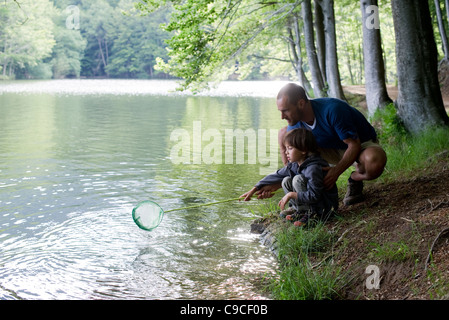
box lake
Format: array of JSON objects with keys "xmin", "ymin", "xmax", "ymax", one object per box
[{"xmin": 0, "ymin": 79, "xmax": 288, "ymax": 300}]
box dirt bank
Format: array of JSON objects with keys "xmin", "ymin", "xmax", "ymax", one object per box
[{"xmin": 252, "ymin": 158, "xmax": 449, "ymax": 300}]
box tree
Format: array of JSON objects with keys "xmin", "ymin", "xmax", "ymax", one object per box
[
  {"xmin": 434, "ymin": 0, "xmax": 449, "ymax": 61},
  {"xmin": 79, "ymin": 0, "xmax": 115, "ymax": 77},
  {"xmin": 316, "ymin": 0, "xmax": 345, "ymax": 100},
  {"xmin": 360, "ymin": 0, "xmax": 392, "ymax": 115},
  {"xmin": 302, "ymin": 0, "xmax": 325, "ymax": 97},
  {"xmin": 0, "ymin": 0, "xmax": 56, "ymax": 79},
  {"xmin": 140, "ymin": 0, "xmax": 346, "ymax": 97},
  {"xmin": 50, "ymin": 7, "xmax": 87, "ymax": 79},
  {"xmin": 391, "ymin": 0, "xmax": 449, "ymax": 133},
  {"xmin": 314, "ymin": 0, "xmax": 326, "ymax": 85},
  {"xmin": 285, "ymin": 15, "xmax": 313, "ymax": 94},
  {"xmin": 105, "ymin": 0, "xmax": 170, "ymax": 78}
]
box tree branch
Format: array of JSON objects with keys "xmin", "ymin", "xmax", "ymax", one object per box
[{"xmin": 250, "ymin": 54, "xmax": 290, "ymax": 62}]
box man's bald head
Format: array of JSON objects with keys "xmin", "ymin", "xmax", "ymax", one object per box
[{"xmin": 277, "ymin": 83, "xmax": 309, "ymax": 106}]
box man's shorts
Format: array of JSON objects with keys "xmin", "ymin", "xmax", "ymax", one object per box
[{"xmin": 318, "ymin": 140, "xmax": 384, "ymax": 166}]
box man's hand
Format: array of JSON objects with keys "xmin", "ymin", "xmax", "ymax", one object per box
[
  {"xmin": 323, "ymin": 166, "xmax": 339, "ymax": 189},
  {"xmin": 322, "ymin": 137, "xmax": 361, "ymax": 189},
  {"xmin": 255, "ymin": 184, "xmax": 281, "ymax": 199}
]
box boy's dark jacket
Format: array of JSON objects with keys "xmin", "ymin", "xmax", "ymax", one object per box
[{"xmin": 255, "ymin": 155, "xmax": 339, "ymax": 215}]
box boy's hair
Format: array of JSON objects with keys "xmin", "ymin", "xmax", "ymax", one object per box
[{"xmin": 284, "ymin": 128, "xmax": 319, "ymax": 157}]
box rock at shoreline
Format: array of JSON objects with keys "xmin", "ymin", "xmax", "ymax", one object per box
[{"xmin": 250, "ymin": 217, "xmax": 283, "ymax": 256}]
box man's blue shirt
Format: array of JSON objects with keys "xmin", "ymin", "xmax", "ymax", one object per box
[{"xmin": 287, "ymin": 98, "xmax": 377, "ymax": 150}]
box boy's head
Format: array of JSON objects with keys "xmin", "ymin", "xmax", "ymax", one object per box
[{"xmin": 283, "ymin": 128, "xmax": 319, "ymax": 157}]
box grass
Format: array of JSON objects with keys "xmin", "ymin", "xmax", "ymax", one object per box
[
  {"xmin": 269, "ymin": 221, "xmax": 345, "ymax": 300},
  {"xmin": 256, "ymin": 108, "xmax": 449, "ymax": 300},
  {"xmin": 368, "ymin": 240, "xmax": 415, "ymax": 262},
  {"xmin": 371, "ymin": 104, "xmax": 449, "ymax": 182},
  {"xmin": 270, "ymin": 256, "xmax": 343, "ymax": 300}
]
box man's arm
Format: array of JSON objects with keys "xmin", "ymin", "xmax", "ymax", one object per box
[
  {"xmin": 323, "ymin": 137, "xmax": 361, "ymax": 188},
  {"xmin": 278, "ymin": 126, "xmax": 288, "ymax": 166}
]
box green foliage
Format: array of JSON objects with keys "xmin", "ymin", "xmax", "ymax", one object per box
[
  {"xmin": 139, "ymin": 0, "xmax": 399, "ymax": 90},
  {"xmin": 0, "ymin": 0, "xmax": 56, "ymax": 78},
  {"xmin": 276, "ymin": 221, "xmax": 336, "ymax": 260},
  {"xmin": 50, "ymin": 14, "xmax": 87, "ymax": 79},
  {"xmin": 372, "ymin": 105, "xmax": 449, "ymax": 179},
  {"xmin": 105, "ymin": 1, "xmax": 170, "ymax": 78},
  {"xmin": 369, "ymin": 240, "xmax": 415, "ymax": 262},
  {"xmin": 270, "ymin": 222, "xmax": 344, "ymax": 300},
  {"xmin": 0, "ymin": 0, "xmax": 171, "ymax": 79},
  {"xmin": 248, "ymin": 198, "xmax": 280, "ymax": 219},
  {"xmin": 271, "ymin": 258, "xmax": 343, "ymax": 300},
  {"xmin": 27, "ymin": 62, "xmax": 53, "ymax": 79},
  {"xmin": 142, "ymin": 0, "xmax": 302, "ymax": 91},
  {"xmin": 371, "ymin": 103, "xmax": 407, "ymax": 146},
  {"xmin": 0, "ymin": 0, "xmax": 399, "ymax": 84}
]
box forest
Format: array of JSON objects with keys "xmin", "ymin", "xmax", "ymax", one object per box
[
  {"xmin": 0, "ymin": 0, "xmax": 442, "ymax": 83},
  {"xmin": 1, "ymin": 0, "xmax": 449, "ymax": 133},
  {"xmin": 0, "ymin": 0, "xmax": 171, "ymax": 79}
]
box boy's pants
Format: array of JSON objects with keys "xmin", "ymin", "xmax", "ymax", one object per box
[{"xmin": 281, "ymin": 175, "xmax": 310, "ymax": 212}]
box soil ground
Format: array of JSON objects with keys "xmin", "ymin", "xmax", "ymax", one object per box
[{"xmin": 331, "ymin": 158, "xmax": 449, "ymax": 299}]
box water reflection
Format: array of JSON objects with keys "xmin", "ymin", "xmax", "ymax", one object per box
[{"xmin": 0, "ymin": 80, "xmax": 285, "ymax": 300}]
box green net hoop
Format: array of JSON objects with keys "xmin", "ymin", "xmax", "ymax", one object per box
[
  {"xmin": 131, "ymin": 192, "xmax": 279, "ymax": 231},
  {"xmin": 132, "ymin": 200, "xmax": 164, "ymax": 231}
]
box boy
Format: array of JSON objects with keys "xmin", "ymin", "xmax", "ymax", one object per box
[{"xmin": 240, "ymin": 128, "xmax": 338, "ymax": 226}]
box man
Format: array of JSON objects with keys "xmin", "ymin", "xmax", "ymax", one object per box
[{"xmin": 275, "ymin": 83, "xmax": 387, "ymax": 206}]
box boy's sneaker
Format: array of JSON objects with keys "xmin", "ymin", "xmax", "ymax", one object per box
[
  {"xmin": 279, "ymin": 207, "xmax": 296, "ymax": 219},
  {"xmin": 293, "ymin": 213, "xmax": 310, "ymax": 227},
  {"xmin": 286, "ymin": 210, "xmax": 309, "ymax": 224},
  {"xmin": 343, "ymin": 178, "xmax": 364, "ymax": 206},
  {"xmin": 285, "ymin": 211, "xmax": 301, "ymax": 222}
]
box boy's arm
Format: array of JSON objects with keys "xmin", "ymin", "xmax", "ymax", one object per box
[
  {"xmin": 240, "ymin": 183, "xmax": 282, "ymax": 201},
  {"xmin": 241, "ymin": 164, "xmax": 292, "ymax": 201},
  {"xmin": 296, "ymin": 165, "xmax": 325, "ymax": 204},
  {"xmin": 279, "ymin": 191, "xmax": 297, "ymax": 210}
]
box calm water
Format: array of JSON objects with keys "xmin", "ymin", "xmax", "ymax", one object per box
[{"xmin": 0, "ymin": 79, "xmax": 287, "ymax": 300}]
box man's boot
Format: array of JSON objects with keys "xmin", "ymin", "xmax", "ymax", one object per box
[{"xmin": 343, "ymin": 175, "xmax": 364, "ymax": 206}]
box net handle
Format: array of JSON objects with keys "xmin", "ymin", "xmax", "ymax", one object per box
[
  {"xmin": 164, "ymin": 197, "xmax": 241, "ymax": 213},
  {"xmin": 163, "ymin": 189, "xmax": 281, "ymax": 213}
]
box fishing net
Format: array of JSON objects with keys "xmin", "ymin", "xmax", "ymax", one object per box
[
  {"xmin": 132, "ymin": 200, "xmax": 164, "ymax": 231},
  {"xmin": 131, "ymin": 194, "xmax": 277, "ymax": 231}
]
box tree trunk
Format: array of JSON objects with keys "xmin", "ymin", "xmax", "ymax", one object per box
[
  {"xmin": 302, "ymin": 0, "xmax": 325, "ymax": 97},
  {"xmin": 434, "ymin": 0, "xmax": 449, "ymax": 60},
  {"xmin": 446, "ymin": 0, "xmax": 449, "ymax": 25},
  {"xmin": 98, "ymin": 37, "xmax": 107, "ymax": 71},
  {"xmin": 391, "ymin": 0, "xmax": 449, "ymax": 134},
  {"xmin": 360, "ymin": 0, "xmax": 392, "ymax": 116},
  {"xmin": 287, "ymin": 22, "xmax": 313, "ymax": 94},
  {"xmin": 314, "ymin": 0, "xmax": 327, "ymax": 86},
  {"xmin": 318, "ymin": 0, "xmax": 346, "ymax": 100}
]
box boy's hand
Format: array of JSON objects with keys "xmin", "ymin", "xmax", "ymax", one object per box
[
  {"xmin": 278, "ymin": 192, "xmax": 296, "ymax": 210},
  {"xmin": 240, "ymin": 184, "xmax": 282, "ymax": 201},
  {"xmin": 239, "ymin": 188, "xmax": 256, "ymax": 201}
]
